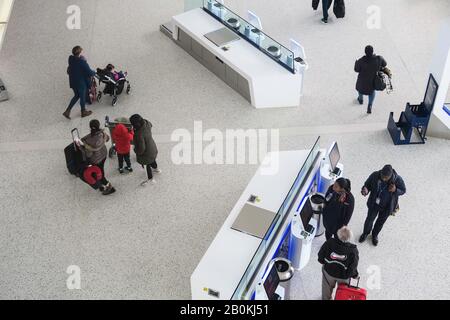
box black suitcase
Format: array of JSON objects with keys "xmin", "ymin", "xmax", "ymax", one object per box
[{"xmin": 64, "ymin": 129, "xmax": 85, "ymax": 176}]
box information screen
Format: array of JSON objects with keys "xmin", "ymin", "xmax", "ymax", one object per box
[
  {"xmin": 263, "ymin": 264, "xmax": 280, "ymax": 300},
  {"xmin": 423, "ymin": 74, "xmax": 438, "ymax": 113},
  {"xmin": 328, "ymin": 142, "xmax": 340, "ymax": 171}
]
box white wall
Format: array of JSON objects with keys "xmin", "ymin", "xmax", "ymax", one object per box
[{"xmin": 428, "ymin": 17, "xmax": 450, "ymax": 138}]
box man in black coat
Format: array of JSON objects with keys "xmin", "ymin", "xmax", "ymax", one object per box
[
  {"xmin": 359, "ymin": 165, "xmax": 406, "ymax": 246},
  {"xmin": 354, "ymin": 45, "xmax": 387, "ymax": 114}
]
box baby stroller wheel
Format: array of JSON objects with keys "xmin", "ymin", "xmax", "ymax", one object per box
[
  {"xmin": 126, "ymin": 84, "xmax": 131, "ymax": 95},
  {"xmin": 97, "ymin": 92, "xmax": 102, "ymax": 102},
  {"xmin": 112, "ymin": 97, "xmax": 118, "ymax": 106},
  {"xmin": 108, "ymin": 147, "xmax": 116, "ymax": 158}
]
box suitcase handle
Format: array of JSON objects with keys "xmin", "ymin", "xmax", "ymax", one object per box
[{"xmin": 71, "ymin": 128, "xmax": 80, "ymax": 142}]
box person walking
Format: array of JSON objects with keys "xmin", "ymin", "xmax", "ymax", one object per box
[
  {"xmin": 79, "ymin": 119, "xmax": 116, "ymax": 195},
  {"xmin": 129, "ymin": 114, "xmax": 160, "ymax": 186},
  {"xmin": 354, "ymin": 45, "xmax": 388, "ymax": 114},
  {"xmin": 359, "ymin": 165, "xmax": 406, "ymax": 246},
  {"xmin": 322, "ymin": 178, "xmax": 355, "ymax": 241},
  {"xmin": 318, "ymin": 226, "xmax": 359, "ymax": 300},
  {"xmin": 63, "ymin": 46, "xmax": 95, "ymax": 119}
]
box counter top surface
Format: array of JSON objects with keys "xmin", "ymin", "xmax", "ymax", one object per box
[{"xmin": 173, "ymin": 8, "xmax": 297, "ymax": 79}]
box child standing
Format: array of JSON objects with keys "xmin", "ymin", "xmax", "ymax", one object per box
[{"xmin": 112, "ymin": 122, "xmax": 134, "ymax": 174}]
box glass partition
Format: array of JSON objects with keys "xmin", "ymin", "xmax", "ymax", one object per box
[
  {"xmin": 203, "ymin": 0, "xmax": 295, "ymax": 74},
  {"xmin": 231, "ymin": 137, "xmax": 321, "ymax": 300}
]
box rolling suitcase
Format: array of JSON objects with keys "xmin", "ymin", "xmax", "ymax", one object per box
[
  {"xmin": 64, "ymin": 128, "xmax": 85, "ymax": 176},
  {"xmin": 335, "ymin": 277, "xmax": 367, "ymax": 300}
]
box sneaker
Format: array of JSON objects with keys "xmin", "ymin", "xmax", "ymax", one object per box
[
  {"xmin": 372, "ymin": 236, "xmax": 379, "ymax": 246},
  {"xmin": 118, "ymin": 168, "xmax": 124, "ymax": 174},
  {"xmin": 62, "ymin": 110, "xmax": 71, "ymax": 119},
  {"xmin": 140, "ymin": 179, "xmax": 156, "ymax": 186},
  {"xmin": 152, "ymin": 168, "xmax": 162, "ymax": 174},
  {"xmin": 359, "ymin": 234, "xmax": 368, "ymax": 243},
  {"xmin": 81, "ymin": 110, "xmax": 93, "ymax": 118},
  {"xmin": 125, "ymin": 167, "xmax": 133, "ymax": 173},
  {"xmin": 321, "ymin": 18, "xmax": 328, "ymax": 24}
]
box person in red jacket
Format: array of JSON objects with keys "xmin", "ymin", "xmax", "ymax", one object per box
[{"xmin": 112, "ymin": 123, "xmax": 134, "ymax": 174}]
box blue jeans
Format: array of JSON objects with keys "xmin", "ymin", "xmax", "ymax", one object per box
[
  {"xmin": 322, "ymin": 0, "xmax": 330, "ymax": 20},
  {"xmin": 67, "ymin": 86, "xmax": 87, "ymax": 112},
  {"xmin": 358, "ymin": 91, "xmax": 376, "ymax": 106}
]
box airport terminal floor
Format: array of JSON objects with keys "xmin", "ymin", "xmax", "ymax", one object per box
[{"xmin": 0, "ymin": 0, "xmax": 449, "ymax": 300}]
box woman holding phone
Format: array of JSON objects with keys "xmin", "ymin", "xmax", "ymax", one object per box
[{"xmin": 322, "ymin": 178, "xmax": 355, "ymax": 241}]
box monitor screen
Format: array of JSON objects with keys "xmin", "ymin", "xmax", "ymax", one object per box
[
  {"xmin": 328, "ymin": 142, "xmax": 340, "ymax": 171},
  {"xmin": 423, "ymin": 74, "xmax": 439, "ymax": 113},
  {"xmin": 263, "ymin": 263, "xmax": 280, "ymax": 300},
  {"xmin": 299, "ymin": 198, "xmax": 313, "ymax": 230}
]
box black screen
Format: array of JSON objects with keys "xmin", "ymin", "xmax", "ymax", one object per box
[
  {"xmin": 263, "ymin": 264, "xmax": 280, "ymax": 300},
  {"xmin": 423, "ymin": 74, "xmax": 439, "ymax": 113},
  {"xmin": 299, "ymin": 199, "xmax": 313, "ymax": 230}
]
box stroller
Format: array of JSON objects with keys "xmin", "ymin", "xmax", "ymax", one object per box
[
  {"xmin": 105, "ymin": 116, "xmax": 134, "ymax": 158},
  {"xmin": 96, "ymin": 66, "xmax": 131, "ymax": 106}
]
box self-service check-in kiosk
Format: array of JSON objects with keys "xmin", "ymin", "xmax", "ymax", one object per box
[
  {"xmin": 319, "ymin": 141, "xmax": 344, "ymax": 194},
  {"xmin": 191, "ymin": 137, "xmax": 345, "ymax": 300}
]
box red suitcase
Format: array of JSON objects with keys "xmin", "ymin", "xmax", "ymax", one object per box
[{"xmin": 335, "ymin": 278, "xmax": 367, "ymax": 300}]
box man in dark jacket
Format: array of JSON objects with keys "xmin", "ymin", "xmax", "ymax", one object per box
[
  {"xmin": 318, "ymin": 226, "xmax": 359, "ymax": 300},
  {"xmin": 130, "ymin": 114, "xmax": 160, "ymax": 186},
  {"xmin": 354, "ymin": 45, "xmax": 387, "ymax": 114},
  {"xmin": 63, "ymin": 46, "xmax": 95, "ymax": 119},
  {"xmin": 359, "ymin": 165, "xmax": 406, "ymax": 246}
]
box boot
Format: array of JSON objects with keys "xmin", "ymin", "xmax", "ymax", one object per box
[
  {"xmin": 81, "ymin": 110, "xmax": 93, "ymax": 118},
  {"xmin": 62, "ymin": 109, "xmax": 71, "ymax": 119},
  {"xmin": 367, "ymin": 105, "xmax": 372, "ymax": 114}
]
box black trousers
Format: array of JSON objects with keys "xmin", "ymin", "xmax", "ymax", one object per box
[
  {"xmin": 97, "ymin": 158, "xmax": 109, "ymax": 188},
  {"xmin": 145, "ymin": 161, "xmax": 158, "ymax": 180},
  {"xmin": 325, "ymin": 230, "xmax": 337, "ymax": 241},
  {"xmin": 363, "ymin": 206, "xmax": 390, "ymax": 238},
  {"xmin": 118, "ymin": 153, "xmax": 131, "ymax": 169}
]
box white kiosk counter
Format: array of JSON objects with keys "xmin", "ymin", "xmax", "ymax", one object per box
[
  {"xmin": 191, "ymin": 138, "xmax": 324, "ymax": 300},
  {"xmin": 172, "ymin": 6, "xmax": 304, "ymax": 108}
]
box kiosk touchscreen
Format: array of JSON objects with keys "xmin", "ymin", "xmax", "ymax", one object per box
[
  {"xmin": 299, "ymin": 199, "xmax": 314, "ymax": 234},
  {"xmin": 328, "ymin": 142, "xmax": 341, "ymax": 175},
  {"xmin": 423, "ymin": 74, "xmax": 439, "ymax": 113},
  {"xmin": 263, "ymin": 263, "xmax": 280, "ymax": 300}
]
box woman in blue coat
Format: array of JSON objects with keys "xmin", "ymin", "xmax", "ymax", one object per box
[{"xmin": 63, "ymin": 46, "xmax": 95, "ymax": 119}]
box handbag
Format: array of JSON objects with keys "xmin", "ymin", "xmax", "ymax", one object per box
[
  {"xmin": 333, "ymin": 0, "xmax": 346, "ymax": 18},
  {"xmin": 374, "ymin": 56, "xmax": 387, "ymax": 91},
  {"xmin": 312, "ymin": 0, "xmax": 320, "ymax": 10}
]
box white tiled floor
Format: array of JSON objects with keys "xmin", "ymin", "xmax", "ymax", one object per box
[{"xmin": 0, "ymin": 0, "xmax": 449, "ymax": 299}]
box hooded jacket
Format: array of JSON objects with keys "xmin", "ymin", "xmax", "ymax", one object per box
[
  {"xmin": 318, "ymin": 238, "xmax": 359, "ymax": 279},
  {"xmin": 68, "ymin": 55, "xmax": 95, "ymax": 89},
  {"xmin": 363, "ymin": 169, "xmax": 406, "ymax": 214},
  {"xmin": 322, "ymin": 186, "xmax": 355, "ymax": 235},
  {"xmin": 133, "ymin": 120, "xmax": 158, "ymax": 165},
  {"xmin": 354, "ymin": 55, "xmax": 387, "ymax": 95},
  {"xmin": 112, "ymin": 124, "xmax": 134, "ymax": 155},
  {"xmin": 82, "ymin": 130, "xmax": 110, "ymax": 165}
]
